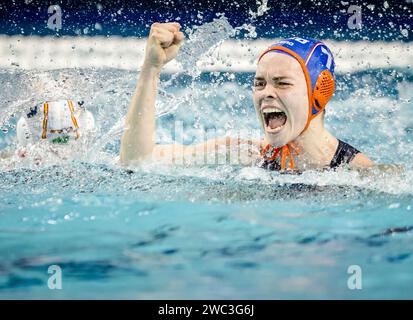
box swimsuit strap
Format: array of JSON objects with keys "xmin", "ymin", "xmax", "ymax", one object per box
[{"xmin": 329, "ymin": 139, "xmax": 360, "ymax": 169}]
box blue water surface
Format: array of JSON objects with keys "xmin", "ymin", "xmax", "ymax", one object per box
[{"xmin": 0, "ymin": 65, "xmax": 412, "ymax": 299}]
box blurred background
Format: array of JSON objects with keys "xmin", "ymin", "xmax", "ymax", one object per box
[{"xmin": 0, "ymin": 0, "xmax": 411, "ymax": 71}]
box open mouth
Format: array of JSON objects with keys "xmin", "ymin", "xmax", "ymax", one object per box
[{"xmin": 262, "ymin": 107, "xmax": 287, "ymax": 133}]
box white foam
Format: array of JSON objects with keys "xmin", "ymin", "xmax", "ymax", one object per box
[{"xmin": 1, "ymin": 35, "xmax": 411, "ymax": 73}]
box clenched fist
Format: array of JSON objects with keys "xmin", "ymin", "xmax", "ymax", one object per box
[{"xmin": 144, "ymin": 22, "xmax": 185, "ymax": 69}]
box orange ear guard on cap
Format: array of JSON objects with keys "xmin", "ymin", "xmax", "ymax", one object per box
[{"xmin": 312, "ymin": 69, "xmax": 335, "ymax": 113}]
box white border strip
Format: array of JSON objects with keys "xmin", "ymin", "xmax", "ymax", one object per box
[{"xmin": 0, "ymin": 35, "xmax": 412, "ymax": 73}]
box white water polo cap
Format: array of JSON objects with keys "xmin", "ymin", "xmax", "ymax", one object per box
[{"xmin": 16, "ymin": 100, "xmax": 95, "ymax": 146}]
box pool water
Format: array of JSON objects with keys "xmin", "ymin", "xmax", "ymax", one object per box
[{"xmin": 0, "ymin": 65, "xmax": 412, "ymax": 299}]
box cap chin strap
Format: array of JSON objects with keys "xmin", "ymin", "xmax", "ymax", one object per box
[
  {"xmin": 67, "ymin": 100, "xmax": 80, "ymax": 139},
  {"xmin": 261, "ymin": 143, "xmax": 300, "ymax": 172},
  {"xmin": 41, "ymin": 100, "xmax": 80, "ymax": 140},
  {"xmin": 258, "ymin": 45, "xmax": 324, "ymax": 171}
]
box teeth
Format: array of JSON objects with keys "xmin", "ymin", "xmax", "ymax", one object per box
[{"xmin": 262, "ymin": 107, "xmax": 283, "ymax": 114}]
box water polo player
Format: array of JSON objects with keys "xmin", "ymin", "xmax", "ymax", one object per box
[
  {"xmin": 120, "ymin": 22, "xmax": 374, "ymax": 171},
  {"xmin": 1, "ymin": 99, "xmax": 95, "ymax": 161}
]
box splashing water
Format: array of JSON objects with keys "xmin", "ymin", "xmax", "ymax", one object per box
[
  {"xmin": 176, "ymin": 16, "xmax": 236, "ymax": 76},
  {"xmin": 158, "ymin": 15, "xmax": 239, "ymax": 117},
  {"xmin": 157, "ymin": 14, "xmax": 263, "ymax": 117},
  {"xmin": 248, "ymin": 0, "xmax": 271, "ymax": 19}
]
